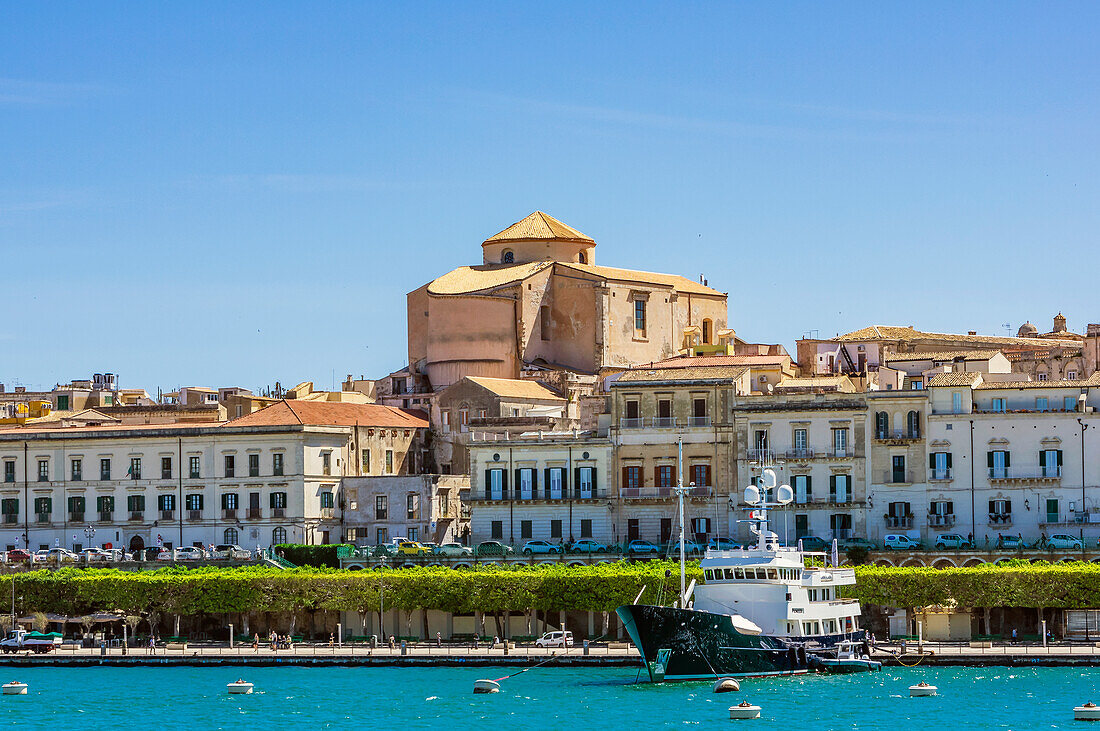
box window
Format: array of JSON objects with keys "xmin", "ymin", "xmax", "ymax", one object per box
[
  {"xmin": 580, "ymin": 519, "xmax": 592, "ymax": 538},
  {"xmin": 991, "ymin": 398, "xmax": 1006, "ymax": 413},
  {"xmin": 656, "ymin": 465, "xmax": 675, "ymax": 489},
  {"xmin": 3, "ymin": 461, "xmax": 13, "ymax": 483},
  {"xmin": 1036, "ymin": 397, "xmax": 1049, "ymax": 412},
  {"xmin": 186, "ymin": 493, "xmax": 203, "ymax": 511},
  {"xmin": 625, "ymin": 400, "xmax": 640, "ymax": 421},
  {"xmin": 753, "ymin": 429, "xmax": 769, "ymax": 453},
  {"xmin": 794, "ymin": 429, "xmax": 807, "ymax": 452},
  {"xmin": 222, "ymin": 493, "xmax": 238, "ymax": 510},
  {"xmin": 832, "ymin": 428, "xmax": 848, "ymax": 456},
  {"xmin": 875, "ymin": 411, "xmax": 888, "ymax": 438},
  {"xmin": 248, "ymin": 454, "xmax": 259, "ymax": 477},
  {"xmin": 441, "ymin": 410, "xmax": 451, "ymax": 433},
  {"xmin": 577, "ymin": 466, "xmax": 594, "ymax": 499},
  {"xmin": 375, "ymin": 495, "xmax": 387, "ymax": 519},
  {"xmin": 1041, "ymin": 449, "xmax": 1063, "ymax": 478},
  {"xmin": 829, "ymin": 474, "xmax": 850, "ymax": 504},
  {"xmin": 1046, "ymin": 498, "xmax": 1059, "ymax": 523},
  {"xmin": 1, "ymin": 499, "xmax": 18, "ymax": 523},
  {"xmin": 690, "ymin": 463, "xmax": 711, "ymax": 487},
  {"xmin": 520, "ymin": 520, "xmax": 532, "ymax": 539},
  {"xmin": 491, "ymin": 521, "xmax": 503, "ymax": 539},
  {"xmin": 988, "ymin": 450, "xmax": 1010, "ymax": 479},
  {"xmin": 518, "ymin": 468, "xmax": 534, "ymax": 500},
  {"xmin": 952, "ymin": 392, "xmax": 963, "ymax": 414},
  {"xmin": 793, "ymin": 475, "xmax": 812, "ymax": 504},
  {"xmin": 270, "ymin": 492, "xmax": 287, "ymax": 509},
  {"xmin": 68, "ymin": 495, "xmax": 85, "ymax": 520},
  {"xmin": 98, "ymin": 458, "xmax": 110, "ymax": 481},
  {"xmin": 892, "ymin": 455, "xmax": 907, "ymax": 483},
  {"xmin": 633, "ymin": 299, "xmax": 646, "ymax": 334},
  {"xmin": 1065, "ymin": 396, "xmax": 1078, "ymax": 412},
  {"xmin": 224, "ymin": 528, "xmax": 239, "ymax": 545},
  {"xmin": 459, "ymin": 408, "xmax": 469, "ymax": 432},
  {"xmin": 71, "ymin": 458, "xmax": 82, "ymax": 481},
  {"xmin": 660, "ymin": 517, "xmax": 672, "ymax": 543},
  {"xmin": 1037, "ymin": 372, "xmax": 1048, "ymax": 382},
  {"xmin": 189, "ymin": 456, "xmax": 200, "ymax": 479},
  {"xmin": 158, "ymin": 494, "xmax": 175, "ymax": 511},
  {"xmin": 56, "ymin": 394, "xmax": 69, "ymax": 410},
  {"xmin": 501, "ymin": 249, "xmax": 514, "ymax": 264},
  {"xmin": 320, "ymin": 491, "xmax": 335, "ymax": 509},
  {"xmin": 37, "ymin": 460, "xmax": 48, "ymax": 482},
  {"xmin": 623, "ymin": 465, "xmax": 641, "ymax": 490},
  {"xmin": 385, "ymin": 450, "xmax": 394, "ymax": 474},
  {"xmin": 487, "ymin": 468, "xmax": 505, "ymax": 500},
  {"xmin": 360, "ymin": 449, "xmax": 371, "ymax": 473},
  {"xmin": 548, "ymin": 467, "xmax": 563, "ymax": 499},
  {"xmin": 1068, "ymin": 370, "xmax": 1079, "ymax": 380},
  {"xmin": 906, "ymin": 411, "xmax": 920, "ymax": 438},
  {"xmin": 129, "ymin": 458, "xmax": 141, "ymax": 480},
  {"xmin": 547, "ymin": 520, "xmax": 561, "ymax": 540},
  {"xmin": 34, "ymin": 497, "xmax": 51, "ymax": 519},
  {"xmin": 161, "ymin": 457, "xmax": 172, "ymax": 479},
  {"xmin": 929, "ymin": 451, "xmax": 953, "ymax": 479},
  {"xmin": 702, "ymin": 318, "xmax": 712, "ymax": 344},
  {"xmin": 127, "ymin": 494, "xmax": 145, "ymax": 514},
  {"xmin": 96, "ymin": 495, "xmax": 113, "ymax": 516},
  {"xmin": 272, "ymin": 453, "xmax": 284, "ymax": 476},
  {"xmin": 627, "ymin": 519, "xmax": 640, "ymax": 541},
  {"xmin": 540, "ymin": 305, "xmax": 551, "ymax": 340},
  {"xmin": 376, "ymin": 527, "xmax": 388, "ymax": 545},
  {"xmin": 690, "ymin": 517, "xmax": 710, "ymax": 542},
  {"xmin": 910, "ymin": 379, "xmax": 923, "ymax": 390},
  {"xmin": 406, "ymin": 493, "xmax": 419, "ymax": 519},
  {"xmin": 321, "ymin": 452, "xmax": 332, "ymax": 476},
  {"xmin": 272, "ymin": 527, "xmax": 287, "ymax": 544},
  {"xmin": 989, "ymin": 498, "xmax": 1012, "ymax": 523}
]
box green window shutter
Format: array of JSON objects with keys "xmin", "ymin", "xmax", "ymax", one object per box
[
  {"xmin": 829, "ymin": 475, "xmax": 836, "ymax": 496},
  {"xmin": 946, "ymin": 453, "xmax": 953, "ymax": 469},
  {"xmin": 269, "ymin": 492, "xmax": 277, "ymax": 508},
  {"xmin": 929, "ymin": 453, "xmax": 936, "ymax": 470},
  {"xmin": 484, "ymin": 469, "xmax": 492, "ymax": 499},
  {"xmin": 573, "ymin": 467, "xmax": 580, "ymax": 497},
  {"xmin": 1039, "ymin": 450, "xmax": 1044, "ymax": 466},
  {"xmin": 1005, "ymin": 451, "xmax": 1010, "ymax": 467},
  {"xmin": 987, "ymin": 451, "xmax": 994, "ymax": 468},
  {"xmin": 1057, "ymin": 450, "xmax": 1064, "ymax": 466},
  {"xmin": 805, "ymin": 475, "xmax": 812, "ymax": 496},
  {"xmin": 544, "ymin": 468, "xmax": 551, "ymax": 498}
]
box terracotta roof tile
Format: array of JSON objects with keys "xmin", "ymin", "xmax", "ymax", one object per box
[
  {"xmin": 483, "ymin": 211, "xmax": 593, "ymax": 245},
  {"xmin": 836, "ymin": 325, "xmax": 1079, "ymax": 348},
  {"xmin": 886, "ymin": 350, "xmax": 1002, "ymax": 362},
  {"xmin": 974, "ymin": 373, "xmax": 1100, "ymax": 390},
  {"xmin": 614, "ymin": 365, "xmax": 749, "ymax": 384},
  {"xmin": 463, "ymin": 377, "xmax": 564, "ymax": 400},
  {"xmin": 223, "ymin": 400, "xmax": 428, "ymax": 428},
  {"xmin": 427, "ymin": 262, "xmax": 551, "ymax": 295},
  {"xmin": 927, "ymin": 372, "xmax": 984, "ymax": 387},
  {"xmin": 644, "ymin": 354, "xmax": 789, "ymax": 368},
  {"xmin": 557, "ymin": 262, "xmax": 722, "ymax": 296}
]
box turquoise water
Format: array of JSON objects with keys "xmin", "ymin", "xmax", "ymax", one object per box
[{"xmin": 1, "ymin": 666, "xmax": 1099, "ymax": 729}]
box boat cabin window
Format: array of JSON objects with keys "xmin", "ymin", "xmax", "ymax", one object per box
[
  {"xmin": 733, "ymin": 568, "xmax": 744, "ymax": 579},
  {"xmin": 766, "ymin": 568, "xmax": 777, "ymax": 580},
  {"xmin": 704, "ymin": 570, "xmax": 713, "ymax": 581},
  {"xmin": 824, "ymin": 619, "xmax": 837, "ymax": 633}
]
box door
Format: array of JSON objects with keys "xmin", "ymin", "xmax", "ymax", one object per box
[
  {"xmin": 660, "ymin": 518, "xmax": 672, "ymax": 543},
  {"xmin": 627, "ymin": 519, "xmax": 640, "ymax": 542},
  {"xmin": 892, "ymin": 456, "xmax": 906, "ymax": 483},
  {"xmin": 795, "ymin": 514, "xmax": 808, "ymax": 540},
  {"xmin": 128, "ymin": 535, "xmax": 144, "ymax": 552},
  {"xmin": 1046, "ymin": 498, "xmax": 1059, "ymax": 524}
]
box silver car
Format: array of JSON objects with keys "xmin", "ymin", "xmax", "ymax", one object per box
[{"xmin": 437, "ymin": 542, "xmax": 473, "ymax": 557}]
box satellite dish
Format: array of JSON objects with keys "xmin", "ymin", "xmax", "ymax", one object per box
[
  {"xmin": 743, "ymin": 486, "xmax": 761, "ymax": 506},
  {"xmin": 761, "ymin": 469, "xmax": 777, "ymax": 489},
  {"xmin": 776, "ymin": 485, "xmax": 793, "ymax": 505}
]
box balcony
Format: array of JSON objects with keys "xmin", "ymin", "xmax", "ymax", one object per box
[
  {"xmin": 928, "ymin": 468, "xmax": 953, "ymax": 481},
  {"xmin": 928, "ymin": 514, "xmax": 956, "ymax": 527},
  {"xmin": 619, "ymin": 418, "xmax": 644, "ymax": 429},
  {"xmin": 129, "ymin": 511, "xmax": 144, "ymax": 522},
  {"xmin": 161, "ymin": 469, "xmax": 172, "ymax": 480},
  {"xmin": 831, "ymin": 528, "xmax": 853, "ymax": 540},
  {"xmin": 320, "ymin": 507, "xmax": 335, "ymax": 519},
  {"xmin": 688, "ymin": 416, "xmax": 711, "ymax": 428},
  {"xmin": 247, "ymin": 508, "xmax": 262, "ymax": 519},
  {"xmin": 36, "ymin": 513, "xmax": 50, "ymax": 524},
  {"xmin": 988, "ymin": 467, "xmax": 1061, "ymax": 483},
  {"xmin": 160, "ymin": 510, "xmax": 174, "ymax": 521},
  {"xmin": 187, "ymin": 510, "xmax": 202, "ymax": 521},
  {"xmin": 98, "ymin": 511, "xmax": 112, "ymax": 523},
  {"xmin": 884, "ymin": 515, "xmax": 913, "ymax": 528},
  {"xmin": 988, "ymin": 513, "xmax": 1013, "ymax": 527},
  {"xmin": 223, "ymin": 508, "xmax": 237, "ymax": 520},
  {"xmin": 874, "ymin": 430, "xmax": 922, "ymax": 442},
  {"xmin": 829, "ymin": 496, "xmax": 852, "ymax": 505},
  {"xmin": 620, "ymin": 486, "xmax": 713, "ymax": 499},
  {"xmin": 785, "ymin": 447, "xmax": 815, "ymax": 460},
  {"xmin": 273, "ymin": 508, "xmax": 285, "ymax": 519},
  {"xmin": 650, "ymin": 417, "xmax": 677, "ymax": 428},
  {"xmin": 747, "ymin": 448, "xmax": 776, "ymax": 462},
  {"xmin": 69, "ymin": 512, "xmax": 84, "ymax": 523},
  {"xmin": 3, "ymin": 515, "xmax": 16, "ymax": 524},
  {"xmin": 879, "ymin": 471, "xmax": 917, "ymax": 485}
]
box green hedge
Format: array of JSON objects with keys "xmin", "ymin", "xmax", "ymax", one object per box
[
  {"xmin": 272, "ymin": 544, "xmax": 353, "ymax": 568},
  {"xmin": 8, "ymin": 562, "xmax": 1099, "ymax": 618}
]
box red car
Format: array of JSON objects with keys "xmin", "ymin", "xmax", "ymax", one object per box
[{"xmin": 6, "ymin": 549, "xmax": 31, "ymax": 562}]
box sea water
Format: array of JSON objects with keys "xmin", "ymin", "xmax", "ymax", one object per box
[{"xmin": 0, "ymin": 665, "xmax": 1097, "ymax": 730}]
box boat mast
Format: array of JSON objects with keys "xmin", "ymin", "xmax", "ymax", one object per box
[{"xmin": 676, "ymin": 435, "xmax": 686, "ymax": 604}]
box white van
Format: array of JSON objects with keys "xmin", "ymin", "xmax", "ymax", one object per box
[
  {"xmin": 883, "ymin": 534, "xmax": 921, "ymax": 550},
  {"xmin": 535, "ymin": 631, "xmax": 574, "ymax": 648}
]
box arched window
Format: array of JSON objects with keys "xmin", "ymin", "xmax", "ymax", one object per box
[
  {"xmin": 907, "ymin": 410, "xmax": 920, "ymax": 438},
  {"xmin": 578, "ymin": 251, "xmax": 587, "ymax": 264},
  {"xmin": 272, "ymin": 527, "xmax": 287, "ymax": 545},
  {"xmin": 702, "ymin": 319, "xmax": 712, "ymax": 344},
  {"xmin": 223, "ymin": 527, "xmax": 238, "ymax": 546},
  {"xmin": 875, "ymin": 411, "xmax": 888, "ymax": 439},
  {"xmin": 501, "ymin": 249, "xmax": 514, "ymax": 264}
]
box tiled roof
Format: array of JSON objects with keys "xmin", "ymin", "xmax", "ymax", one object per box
[
  {"xmin": 613, "ymin": 365, "xmax": 749, "ymax": 384},
  {"xmin": 464, "ymin": 377, "xmax": 564, "ymax": 401},
  {"xmin": 774, "ymin": 376, "xmax": 853, "ymax": 390},
  {"xmin": 974, "ymin": 374, "xmax": 1100, "ymax": 390},
  {"xmin": 836, "ymin": 325, "xmax": 1079, "ymax": 348},
  {"xmin": 558, "ymin": 262, "xmax": 722, "ymax": 296},
  {"xmin": 483, "ymin": 211, "xmax": 594, "ymax": 245},
  {"xmin": 427, "ymin": 262, "xmax": 552, "ymax": 295},
  {"xmin": 643, "ymin": 354, "xmax": 789, "ymax": 368},
  {"xmin": 927, "ymin": 372, "xmax": 984, "ymax": 387},
  {"xmin": 0, "ymin": 422, "xmax": 206, "ymax": 437},
  {"xmin": 223, "ymin": 400, "xmax": 428, "ymax": 428},
  {"xmin": 886, "ymin": 350, "xmax": 1002, "ymax": 362}
]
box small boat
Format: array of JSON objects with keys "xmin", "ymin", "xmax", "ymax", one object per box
[
  {"xmin": 810, "ymin": 641, "xmax": 882, "ymax": 674},
  {"xmin": 729, "ymin": 701, "xmax": 761, "ymax": 719},
  {"xmin": 713, "ymin": 677, "xmax": 740, "ymax": 693},
  {"xmin": 473, "ymin": 679, "xmax": 501, "ymax": 694},
  {"xmin": 2, "ymin": 682, "xmax": 27, "ymax": 695},
  {"xmin": 227, "ymin": 679, "xmax": 254, "ymax": 694},
  {"xmin": 1075, "ymin": 702, "xmax": 1100, "ymax": 721},
  {"xmin": 909, "ymin": 682, "xmax": 937, "ymax": 697}
]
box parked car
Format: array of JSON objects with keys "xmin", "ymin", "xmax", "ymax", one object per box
[
  {"xmin": 34, "ymin": 548, "xmax": 77, "ymax": 564},
  {"xmin": 396, "ymin": 541, "xmax": 431, "ymax": 556},
  {"xmin": 839, "ymin": 537, "xmax": 877, "ymax": 551},
  {"xmin": 535, "ymin": 630, "xmax": 574, "ymax": 648},
  {"xmin": 1047, "ymin": 534, "xmax": 1084, "ymax": 550},
  {"xmin": 934, "ymin": 533, "xmax": 973, "ymax": 550},
  {"xmin": 82, "ymin": 548, "xmax": 111, "ymax": 563},
  {"xmin": 997, "ymin": 534, "xmax": 1026, "ymax": 550},
  {"xmin": 662, "ymin": 539, "xmax": 704, "ymax": 556},
  {"xmin": 437, "ymin": 542, "xmax": 473, "ymax": 557},
  {"xmin": 799, "ymin": 536, "xmax": 829, "ymax": 552},
  {"xmin": 626, "ymin": 539, "xmax": 661, "ymax": 555},
  {"xmin": 418, "ymin": 542, "xmax": 440, "ymax": 554},
  {"xmin": 212, "ymin": 544, "xmax": 252, "ymax": 560},
  {"xmin": 521, "ymin": 540, "xmax": 563, "ymax": 555},
  {"xmin": 157, "ymin": 546, "xmax": 207, "ymax": 561},
  {"xmin": 707, "ymin": 537, "xmax": 738, "ymax": 551},
  {"xmin": 569, "ymin": 539, "xmax": 608, "ymax": 554},
  {"xmin": 6, "ymin": 549, "xmax": 31, "ymax": 562},
  {"xmin": 883, "ymin": 534, "xmax": 922, "ymax": 550},
  {"xmin": 103, "ymin": 548, "xmax": 132, "ymax": 562},
  {"xmin": 474, "ymin": 541, "xmax": 514, "ymax": 557}
]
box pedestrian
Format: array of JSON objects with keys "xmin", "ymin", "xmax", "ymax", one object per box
[
  {"xmin": 967, "ymin": 532, "xmax": 974, "ymax": 546},
  {"xmin": 473, "ymin": 636, "xmax": 479, "ymax": 650},
  {"xmin": 436, "ymin": 631, "xmax": 442, "ymax": 648},
  {"xmin": 148, "ymin": 635, "xmax": 155, "ymax": 654},
  {"xmin": 389, "ymin": 635, "xmax": 395, "ymax": 650},
  {"xmin": 1012, "ymin": 628, "xmax": 1018, "ymax": 644},
  {"xmin": 252, "ymin": 633, "xmax": 259, "ymax": 651},
  {"xmin": 492, "ymin": 635, "xmax": 499, "ymax": 649},
  {"xmin": 329, "ymin": 633, "xmax": 334, "ymax": 647}
]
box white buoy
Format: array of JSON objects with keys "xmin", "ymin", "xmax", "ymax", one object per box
[
  {"xmin": 227, "ymin": 680, "xmax": 254, "ymax": 694},
  {"xmin": 714, "ymin": 677, "xmax": 740, "ymax": 693},
  {"xmin": 473, "ymin": 679, "xmax": 501, "ymax": 694},
  {"xmin": 909, "ymin": 682, "xmax": 937, "ymax": 697},
  {"xmin": 2, "ymin": 682, "xmax": 27, "ymax": 696},
  {"xmin": 1075, "ymin": 702, "xmax": 1100, "ymax": 721},
  {"xmin": 729, "ymin": 701, "xmax": 761, "ymax": 719}
]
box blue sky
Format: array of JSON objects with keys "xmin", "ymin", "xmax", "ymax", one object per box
[{"xmin": 2, "ymin": 3, "xmax": 1098, "ymax": 393}]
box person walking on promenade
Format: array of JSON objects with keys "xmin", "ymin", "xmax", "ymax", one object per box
[
  {"xmin": 1012, "ymin": 628, "xmax": 1018, "ymax": 644},
  {"xmin": 148, "ymin": 635, "xmax": 156, "ymax": 655},
  {"xmin": 436, "ymin": 632, "xmax": 442, "ymax": 648},
  {"xmin": 473, "ymin": 636, "xmax": 479, "ymax": 650},
  {"xmin": 388, "ymin": 635, "xmax": 395, "ymax": 650}
]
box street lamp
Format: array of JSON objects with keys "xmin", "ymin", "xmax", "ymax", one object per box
[
  {"xmin": 378, "ymin": 555, "xmax": 387, "ymax": 642},
  {"xmin": 83, "ymin": 525, "xmax": 95, "ymax": 550}
]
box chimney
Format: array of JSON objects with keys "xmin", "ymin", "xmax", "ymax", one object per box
[{"xmin": 968, "ymin": 331, "xmax": 977, "ymax": 336}]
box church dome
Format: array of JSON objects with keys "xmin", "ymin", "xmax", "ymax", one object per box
[{"xmin": 1017, "ymin": 322, "xmax": 1038, "ymax": 337}]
